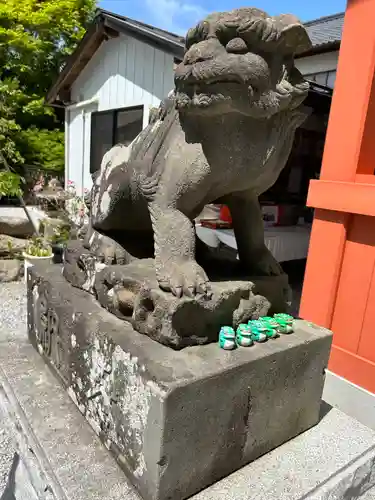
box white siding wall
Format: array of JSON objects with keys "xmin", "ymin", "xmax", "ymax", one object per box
[
  {"xmin": 66, "ymin": 109, "xmax": 83, "ymax": 192},
  {"xmin": 67, "ymin": 34, "xmax": 175, "ymax": 193},
  {"xmin": 71, "ymin": 34, "xmax": 175, "ymax": 124},
  {"xmin": 65, "ymin": 100, "xmax": 98, "ymax": 194},
  {"xmin": 295, "ymin": 50, "xmax": 339, "ymax": 89},
  {"xmin": 295, "ymin": 51, "xmax": 339, "ymax": 75}
]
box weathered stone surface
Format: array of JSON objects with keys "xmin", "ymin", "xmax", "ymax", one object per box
[
  {"xmin": 0, "ymin": 259, "xmax": 23, "ymax": 282},
  {"xmin": 27, "ymin": 264, "xmax": 332, "ymax": 500},
  {"xmin": 63, "ymin": 241, "xmax": 294, "ymax": 349},
  {"xmin": 0, "ymin": 235, "xmax": 28, "ymax": 258},
  {"xmin": 0, "ymin": 216, "xmax": 34, "ymax": 238},
  {"xmin": 94, "ymin": 259, "xmax": 270, "ymax": 348},
  {"xmin": 64, "ymin": 245, "xmax": 270, "ymax": 348},
  {"xmin": 192, "ymin": 405, "xmax": 375, "ymax": 500},
  {"xmin": 0, "ymin": 312, "xmax": 139, "ymax": 500},
  {"xmin": 0, "ymin": 207, "xmax": 46, "ymax": 238},
  {"xmin": 63, "ymin": 240, "xmax": 107, "ymax": 293}
]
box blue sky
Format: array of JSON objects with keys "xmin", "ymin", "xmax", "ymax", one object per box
[{"xmin": 99, "ymin": 0, "xmax": 346, "ymax": 35}]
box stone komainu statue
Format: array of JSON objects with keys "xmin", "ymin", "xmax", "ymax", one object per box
[{"xmin": 64, "ymin": 7, "xmax": 312, "ymax": 346}]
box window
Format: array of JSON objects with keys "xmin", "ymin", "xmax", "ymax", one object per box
[
  {"xmin": 90, "ymin": 105, "xmax": 143, "ymax": 173},
  {"xmin": 90, "ymin": 111, "xmax": 114, "ymax": 175}
]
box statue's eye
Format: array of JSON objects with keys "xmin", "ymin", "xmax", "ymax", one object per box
[{"xmin": 225, "ymin": 38, "xmax": 248, "ymax": 54}]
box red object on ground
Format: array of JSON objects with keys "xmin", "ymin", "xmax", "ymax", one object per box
[
  {"xmin": 200, "ymin": 219, "xmax": 232, "ymax": 229},
  {"xmin": 300, "ymin": 0, "xmax": 375, "ymax": 394},
  {"xmin": 220, "ymin": 205, "xmax": 232, "ymax": 223}
]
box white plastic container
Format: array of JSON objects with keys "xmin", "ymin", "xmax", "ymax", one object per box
[{"xmin": 22, "ymin": 252, "xmax": 53, "ymax": 282}]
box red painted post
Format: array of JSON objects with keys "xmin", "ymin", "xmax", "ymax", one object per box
[{"xmin": 300, "ymin": 0, "xmax": 375, "ymax": 393}]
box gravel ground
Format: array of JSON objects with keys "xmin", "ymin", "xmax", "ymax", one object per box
[
  {"xmin": 0, "ymin": 281, "xmax": 27, "ymax": 332},
  {"xmin": 0, "ymin": 281, "xmax": 27, "ymax": 494}
]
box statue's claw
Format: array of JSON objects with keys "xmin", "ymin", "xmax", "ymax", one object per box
[{"xmin": 158, "ymin": 260, "xmax": 211, "ymax": 298}]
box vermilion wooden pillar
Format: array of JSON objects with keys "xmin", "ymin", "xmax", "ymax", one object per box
[{"xmin": 300, "ymin": 0, "xmax": 375, "ymax": 394}]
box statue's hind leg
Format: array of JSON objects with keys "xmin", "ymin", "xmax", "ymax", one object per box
[
  {"xmin": 63, "ymin": 222, "xmax": 134, "ymax": 294},
  {"xmin": 226, "ymin": 191, "xmax": 283, "ymax": 276},
  {"xmin": 83, "ymin": 223, "xmax": 134, "ymax": 265}
]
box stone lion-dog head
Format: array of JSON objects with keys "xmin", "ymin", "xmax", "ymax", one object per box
[{"xmin": 174, "ymin": 7, "xmax": 312, "ymax": 118}]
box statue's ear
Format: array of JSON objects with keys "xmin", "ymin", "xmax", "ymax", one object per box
[
  {"xmin": 185, "ymin": 21, "xmax": 209, "ymax": 50},
  {"xmin": 281, "ymin": 23, "xmax": 312, "ymax": 55}
]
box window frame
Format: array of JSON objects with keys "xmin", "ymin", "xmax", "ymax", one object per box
[{"xmin": 90, "ymin": 104, "xmax": 144, "ymax": 174}]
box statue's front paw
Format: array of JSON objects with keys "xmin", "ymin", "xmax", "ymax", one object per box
[{"xmin": 157, "ymin": 260, "xmax": 210, "ymax": 298}]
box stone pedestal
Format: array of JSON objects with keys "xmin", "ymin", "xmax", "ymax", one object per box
[{"xmin": 27, "ymin": 264, "xmax": 332, "ymax": 500}]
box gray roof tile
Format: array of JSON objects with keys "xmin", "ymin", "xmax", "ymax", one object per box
[
  {"xmin": 99, "ymin": 9, "xmax": 184, "ymax": 47},
  {"xmin": 99, "ymin": 9, "xmax": 345, "ymax": 54},
  {"xmin": 304, "ymin": 12, "xmax": 344, "ymax": 49}
]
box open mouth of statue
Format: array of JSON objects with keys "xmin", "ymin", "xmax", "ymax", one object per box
[
  {"xmin": 175, "ymin": 62, "xmax": 309, "ymax": 112},
  {"xmin": 203, "ymin": 74, "xmax": 246, "ymax": 85},
  {"xmin": 175, "ymin": 77, "xmax": 251, "ymax": 108},
  {"xmin": 174, "ymin": 56, "xmax": 267, "ymax": 109},
  {"xmin": 177, "ymin": 71, "xmax": 249, "ymax": 90}
]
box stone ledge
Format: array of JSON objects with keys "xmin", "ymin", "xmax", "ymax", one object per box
[
  {"xmin": 192, "ymin": 403, "xmax": 375, "ymax": 500},
  {"xmin": 323, "ymin": 370, "xmax": 375, "ymax": 432},
  {"xmin": 27, "ymin": 264, "xmax": 332, "ymax": 500}
]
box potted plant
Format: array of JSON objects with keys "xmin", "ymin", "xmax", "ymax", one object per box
[
  {"xmin": 39, "ymin": 217, "xmax": 71, "ymax": 263},
  {"xmin": 23, "ymin": 236, "xmax": 53, "ymax": 282},
  {"xmin": 49, "ymin": 225, "xmax": 70, "ymax": 263}
]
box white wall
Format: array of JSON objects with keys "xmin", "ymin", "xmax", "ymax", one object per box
[
  {"xmin": 71, "ymin": 34, "xmax": 175, "ymax": 125},
  {"xmin": 66, "ymin": 108, "xmax": 82, "ymax": 193},
  {"xmin": 65, "ymin": 101, "xmax": 99, "ymax": 195},
  {"xmin": 66, "ymin": 34, "xmax": 175, "ymax": 193},
  {"xmin": 295, "ymin": 51, "xmax": 339, "ymax": 76}
]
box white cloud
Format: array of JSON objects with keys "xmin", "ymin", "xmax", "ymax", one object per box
[{"xmin": 145, "ymin": 0, "xmax": 207, "ymax": 34}]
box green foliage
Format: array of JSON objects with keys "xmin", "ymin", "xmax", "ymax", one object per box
[
  {"xmin": 0, "ymin": 0, "xmax": 96, "ymax": 171},
  {"xmin": 17, "ymin": 127, "xmax": 65, "ymax": 171},
  {"xmin": 0, "ymin": 171, "xmax": 23, "ymax": 197},
  {"xmin": 40, "ymin": 217, "xmax": 71, "ymax": 244},
  {"xmin": 0, "ymin": 79, "xmax": 23, "ymax": 165},
  {"xmin": 25, "ymin": 236, "xmax": 52, "ymax": 257},
  {"xmin": 50, "ymin": 225, "xmax": 70, "ymax": 244},
  {"xmin": 7, "ymin": 239, "xmax": 14, "ymax": 255},
  {"xmin": 6, "ymin": 238, "xmax": 23, "ymax": 259}
]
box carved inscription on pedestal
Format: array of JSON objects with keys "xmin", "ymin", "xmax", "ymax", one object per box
[{"xmin": 31, "ymin": 285, "xmax": 68, "ymax": 382}]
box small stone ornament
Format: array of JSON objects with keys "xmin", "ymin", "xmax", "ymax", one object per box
[
  {"xmin": 273, "ymin": 313, "xmax": 294, "ymax": 334},
  {"xmin": 261, "ymin": 317, "xmax": 280, "ymax": 338},
  {"xmin": 236, "ymin": 324, "xmax": 254, "ymax": 347},
  {"xmin": 219, "ymin": 326, "xmax": 236, "ymax": 350},
  {"xmin": 247, "ymin": 320, "xmax": 268, "ymax": 342}
]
